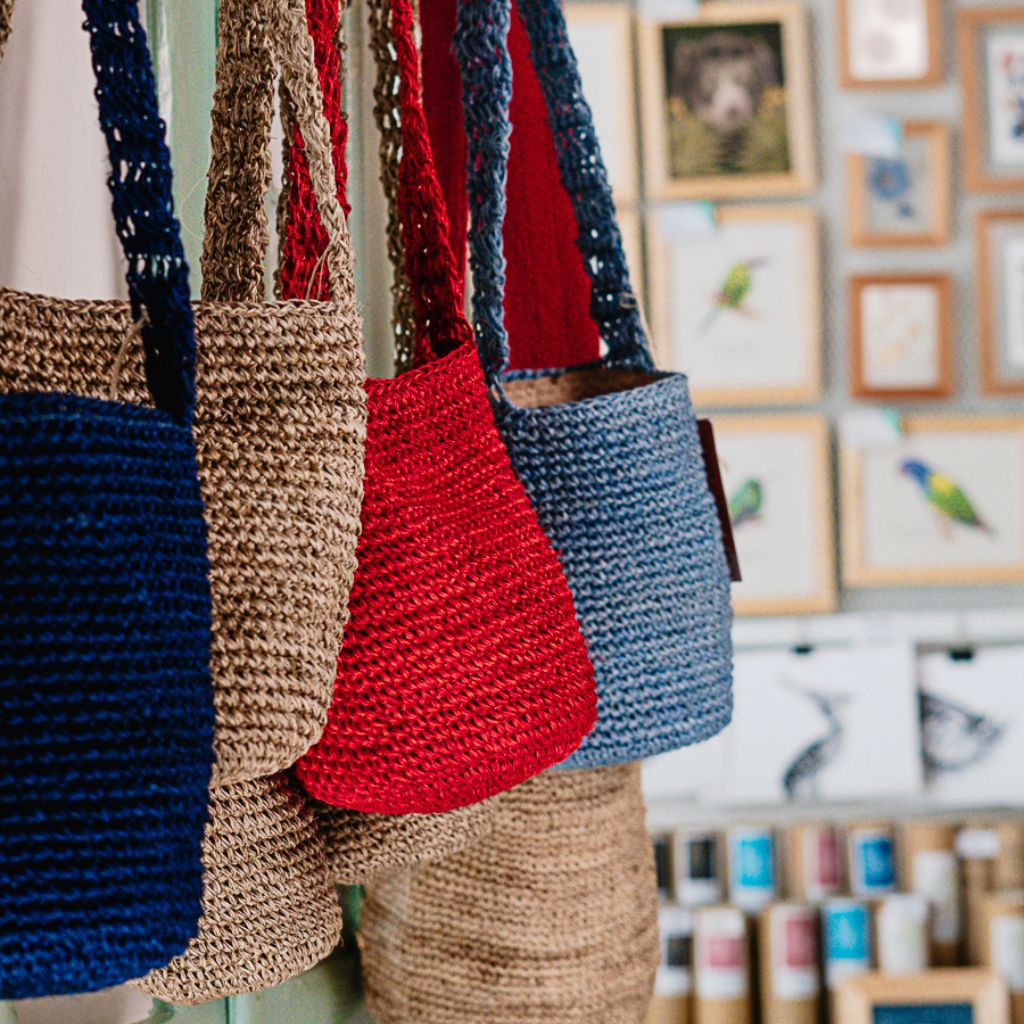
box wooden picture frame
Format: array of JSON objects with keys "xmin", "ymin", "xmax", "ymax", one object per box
[
  {"xmin": 848, "ymin": 273, "xmax": 954, "ymax": 401},
  {"xmin": 639, "ymin": 1, "xmax": 816, "ymax": 200},
  {"xmin": 647, "ymin": 204, "xmax": 821, "ymax": 405},
  {"xmin": 958, "ymin": 8, "xmax": 1024, "ymax": 193},
  {"xmin": 564, "ymin": 3, "xmax": 640, "ymax": 204},
  {"xmin": 712, "ymin": 414, "xmax": 836, "ymax": 616},
  {"xmin": 841, "ymin": 415, "xmax": 1024, "ymax": 587},
  {"xmin": 846, "ymin": 121, "xmax": 952, "ymax": 248},
  {"xmin": 837, "ymin": 969, "xmax": 1008, "ymax": 1024},
  {"xmin": 838, "ymin": 0, "xmax": 943, "ymax": 89},
  {"xmin": 976, "ymin": 209, "xmax": 1024, "ymax": 395}
]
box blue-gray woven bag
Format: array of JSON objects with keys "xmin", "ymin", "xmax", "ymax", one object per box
[
  {"xmin": 454, "ymin": 0, "xmax": 734, "ymax": 768},
  {"xmin": 0, "ymin": 0, "xmax": 214, "ymax": 998}
]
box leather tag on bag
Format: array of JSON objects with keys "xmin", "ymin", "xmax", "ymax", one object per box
[{"xmin": 698, "ymin": 419, "xmax": 741, "ymax": 583}]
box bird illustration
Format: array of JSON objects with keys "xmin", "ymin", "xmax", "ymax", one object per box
[
  {"xmin": 920, "ymin": 691, "xmax": 1006, "ymax": 777},
  {"xmin": 781, "ymin": 680, "xmax": 852, "ymax": 801},
  {"xmin": 900, "ymin": 459, "xmax": 995, "ymax": 538},
  {"xmin": 728, "ymin": 478, "xmax": 763, "ymax": 529},
  {"xmin": 699, "ymin": 258, "xmax": 768, "ymax": 333}
]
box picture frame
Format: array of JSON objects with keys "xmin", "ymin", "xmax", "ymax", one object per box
[
  {"xmin": 648, "ymin": 204, "xmax": 821, "ymax": 405},
  {"xmin": 958, "ymin": 8, "xmax": 1024, "ymax": 193},
  {"xmin": 848, "ymin": 273, "xmax": 954, "ymax": 401},
  {"xmin": 976, "ymin": 209, "xmax": 1024, "ymax": 395},
  {"xmin": 711, "ymin": 414, "xmax": 836, "ymax": 616},
  {"xmin": 836, "ymin": 968, "xmax": 1008, "ymax": 1024},
  {"xmin": 565, "ymin": 3, "xmax": 640, "ymax": 204},
  {"xmin": 846, "ymin": 121, "xmax": 952, "ymax": 248},
  {"xmin": 617, "ymin": 207, "xmax": 645, "ymax": 307},
  {"xmin": 840, "ymin": 415, "xmax": 1024, "ymax": 587},
  {"xmin": 638, "ymin": 1, "xmax": 816, "ymax": 200},
  {"xmin": 838, "ymin": 0, "xmax": 943, "ymax": 89}
]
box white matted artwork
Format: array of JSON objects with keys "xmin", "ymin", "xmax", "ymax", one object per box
[
  {"xmin": 919, "ymin": 645, "xmax": 1024, "ymax": 806},
  {"xmin": 977, "ymin": 210, "xmax": 1024, "ymax": 395},
  {"xmin": 839, "ymin": 0, "xmax": 941, "ymax": 87},
  {"xmin": 721, "ymin": 643, "xmax": 923, "ymax": 806},
  {"xmin": 648, "ymin": 205, "xmax": 821, "ymax": 405},
  {"xmin": 641, "ymin": 733, "xmax": 729, "ymax": 804},
  {"xmin": 713, "ymin": 415, "xmax": 835, "ymax": 616},
  {"xmin": 849, "ymin": 274, "xmax": 953, "ymax": 400},
  {"xmin": 565, "ymin": 3, "xmax": 639, "ymax": 203},
  {"xmin": 841, "ymin": 416, "xmax": 1024, "ymax": 586}
]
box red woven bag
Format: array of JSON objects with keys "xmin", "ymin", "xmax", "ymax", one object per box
[{"xmin": 286, "ymin": 0, "xmax": 597, "ymax": 815}]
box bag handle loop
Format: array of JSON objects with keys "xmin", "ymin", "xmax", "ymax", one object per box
[
  {"xmin": 204, "ymin": 0, "xmax": 356, "ymax": 311},
  {"xmin": 455, "ymin": 0, "xmax": 653, "ymax": 387}
]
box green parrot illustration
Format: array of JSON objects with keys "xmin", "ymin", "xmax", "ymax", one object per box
[
  {"xmin": 699, "ymin": 257, "xmax": 768, "ymax": 334},
  {"xmin": 900, "ymin": 459, "xmax": 994, "ymax": 537},
  {"xmin": 729, "ymin": 478, "xmax": 763, "ymax": 529}
]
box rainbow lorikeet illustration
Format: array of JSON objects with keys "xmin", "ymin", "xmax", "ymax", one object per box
[
  {"xmin": 699, "ymin": 258, "xmax": 768, "ymax": 333},
  {"xmin": 900, "ymin": 459, "xmax": 994, "ymax": 537},
  {"xmin": 728, "ymin": 478, "xmax": 763, "ymax": 529}
]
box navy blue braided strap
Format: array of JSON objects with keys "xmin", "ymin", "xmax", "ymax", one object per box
[
  {"xmin": 82, "ymin": 0, "xmax": 197, "ymax": 425},
  {"xmin": 455, "ymin": 0, "xmax": 652, "ymax": 383}
]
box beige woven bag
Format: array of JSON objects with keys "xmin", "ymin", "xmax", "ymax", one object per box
[
  {"xmin": 360, "ymin": 764, "xmax": 660, "ymax": 1024},
  {"xmin": 133, "ymin": 772, "xmax": 342, "ymax": 1004},
  {"xmin": 0, "ymin": 0, "xmax": 366, "ymax": 786}
]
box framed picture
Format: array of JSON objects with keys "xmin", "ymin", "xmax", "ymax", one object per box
[
  {"xmin": 840, "ymin": 415, "xmax": 1024, "ymax": 587},
  {"xmin": 838, "ymin": 0, "xmax": 942, "ymax": 88},
  {"xmin": 920, "ymin": 645, "xmax": 1024, "ymax": 806},
  {"xmin": 639, "ymin": 2, "xmax": 816, "ymax": 200},
  {"xmin": 648, "ymin": 205, "xmax": 821, "ymax": 404},
  {"xmin": 848, "ymin": 274, "xmax": 954, "ymax": 400},
  {"xmin": 723, "ymin": 643, "xmax": 922, "ymax": 805},
  {"xmin": 846, "ymin": 121, "xmax": 952, "ymax": 247},
  {"xmin": 836, "ymin": 969, "xmax": 1008, "ymax": 1024},
  {"xmin": 958, "ymin": 8, "xmax": 1024, "ymax": 193},
  {"xmin": 976, "ymin": 209, "xmax": 1024, "ymax": 394},
  {"xmin": 617, "ymin": 207, "xmax": 645, "ymax": 307},
  {"xmin": 712, "ymin": 414, "xmax": 835, "ymax": 615},
  {"xmin": 565, "ymin": 3, "xmax": 640, "ymax": 204}
]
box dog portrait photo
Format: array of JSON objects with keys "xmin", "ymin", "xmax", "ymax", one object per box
[{"xmin": 641, "ymin": 2, "xmax": 816, "ymax": 199}]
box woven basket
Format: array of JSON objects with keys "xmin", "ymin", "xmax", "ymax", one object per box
[
  {"xmin": 289, "ymin": 0, "xmax": 597, "ymax": 816},
  {"xmin": 316, "ymin": 799, "xmax": 499, "ymax": 885},
  {"xmin": 360, "ymin": 765, "xmax": 659, "ymax": 1024},
  {"xmin": 133, "ymin": 773, "xmax": 342, "ymax": 1004},
  {"xmin": 0, "ymin": 1, "xmax": 213, "ymax": 1000},
  {"xmin": 449, "ymin": 0, "xmax": 733, "ymax": 770},
  {"xmin": 0, "ymin": 0, "xmax": 367, "ymax": 787}
]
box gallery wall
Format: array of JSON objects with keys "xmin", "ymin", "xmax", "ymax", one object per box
[{"xmin": 569, "ymin": 0, "xmax": 1024, "ymax": 616}]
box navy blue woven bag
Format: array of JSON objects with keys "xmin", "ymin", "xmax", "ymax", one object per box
[
  {"xmin": 454, "ymin": 0, "xmax": 734, "ymax": 768},
  {"xmin": 0, "ymin": 0, "xmax": 213, "ymax": 999}
]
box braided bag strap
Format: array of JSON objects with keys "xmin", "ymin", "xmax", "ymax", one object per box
[
  {"xmin": 82, "ymin": 0, "xmax": 198, "ymax": 423},
  {"xmin": 456, "ymin": 0, "xmax": 652, "ymax": 380},
  {"xmin": 278, "ymin": 0, "xmax": 352, "ymax": 302}
]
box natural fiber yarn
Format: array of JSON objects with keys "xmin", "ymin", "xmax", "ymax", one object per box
[
  {"xmin": 134, "ymin": 774, "xmax": 342, "ymax": 1004},
  {"xmin": 453, "ymin": 0, "xmax": 733, "ymax": 770},
  {"xmin": 360, "ymin": 765, "xmax": 659, "ymax": 1024},
  {"xmin": 0, "ymin": 0, "xmax": 368, "ymax": 787},
  {"xmin": 290, "ymin": 0, "xmax": 597, "ymax": 815},
  {"xmin": 315, "ymin": 798, "xmax": 499, "ymax": 885},
  {"xmin": 0, "ymin": 0, "xmax": 213, "ymax": 999}
]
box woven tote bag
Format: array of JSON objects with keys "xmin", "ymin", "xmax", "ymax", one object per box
[
  {"xmin": 133, "ymin": 772, "xmax": 342, "ymax": 1004},
  {"xmin": 451, "ymin": 0, "xmax": 733, "ymax": 770},
  {"xmin": 0, "ymin": 0, "xmax": 213, "ymax": 1000},
  {"xmin": 360, "ymin": 764, "xmax": 660, "ymax": 1024},
  {"xmin": 0, "ymin": 0, "xmax": 367, "ymax": 787},
  {"xmin": 290, "ymin": 0, "xmax": 597, "ymax": 816}
]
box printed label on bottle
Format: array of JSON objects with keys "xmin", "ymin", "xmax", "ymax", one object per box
[
  {"xmin": 730, "ymin": 829, "xmax": 776, "ymax": 912},
  {"xmin": 877, "ymin": 895, "xmax": 929, "ymax": 975},
  {"xmin": 823, "ymin": 901, "xmax": 870, "ymax": 989},
  {"xmin": 850, "ymin": 829, "xmax": 895, "ymax": 895},
  {"xmin": 912, "ymin": 850, "xmax": 960, "ymax": 944},
  {"xmin": 805, "ymin": 826, "xmax": 843, "ymax": 901},
  {"xmin": 679, "ymin": 834, "xmax": 723, "ymax": 907},
  {"xmin": 656, "ymin": 906, "xmax": 694, "ymax": 996},
  {"xmin": 697, "ymin": 908, "xmax": 748, "ymax": 1000},
  {"xmin": 992, "ymin": 915, "xmax": 1024, "ymax": 993},
  {"xmin": 772, "ymin": 906, "xmax": 820, "ymax": 1001}
]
